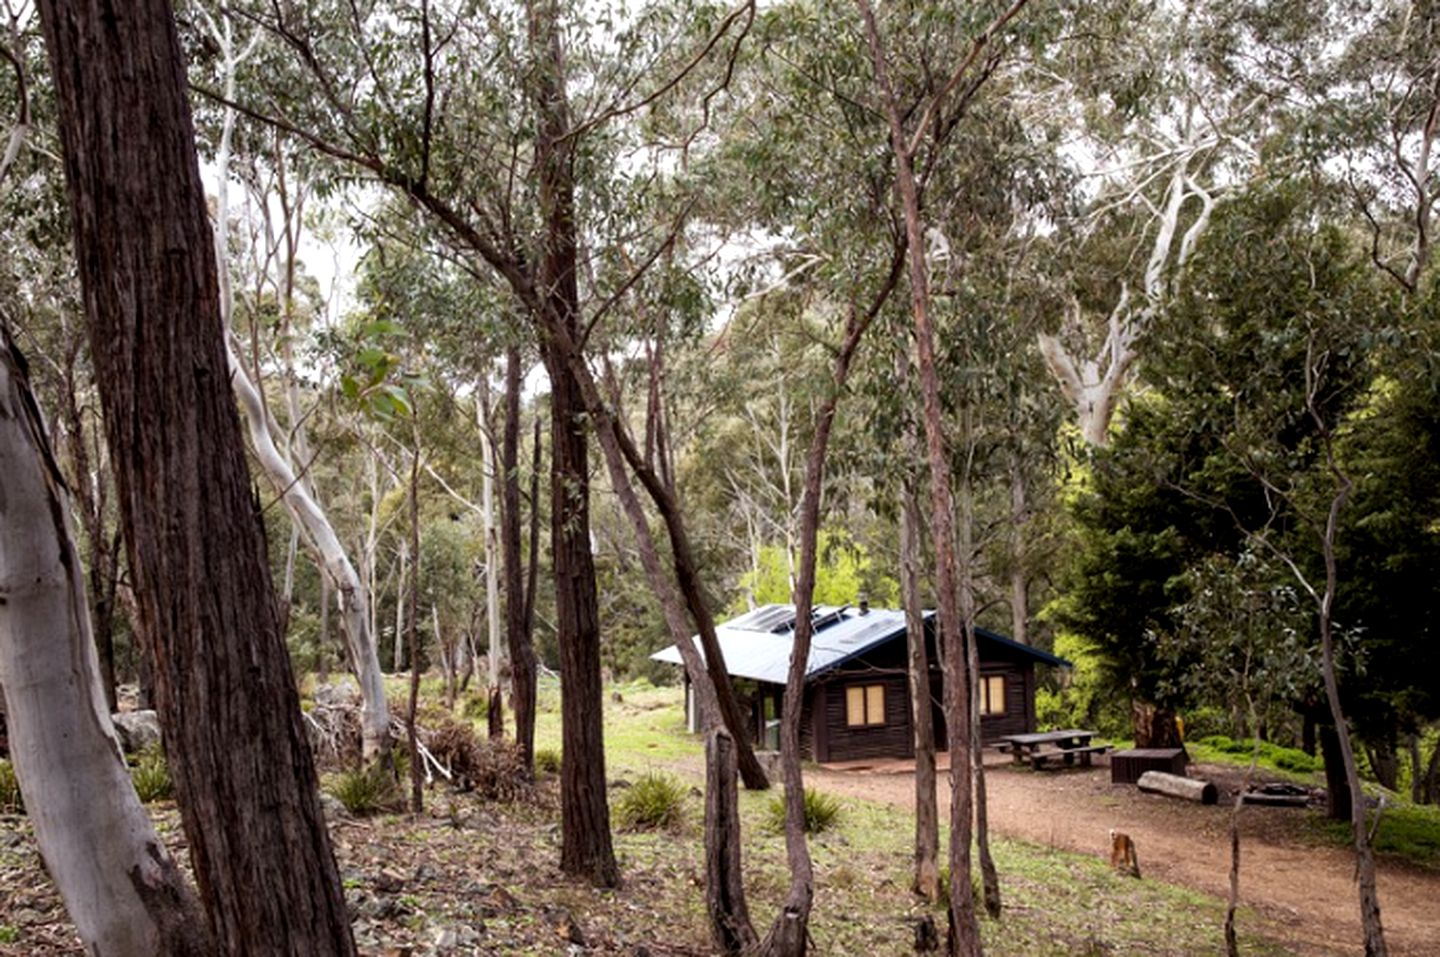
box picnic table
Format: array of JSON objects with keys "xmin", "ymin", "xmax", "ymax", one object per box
[{"xmin": 997, "ymin": 729, "xmax": 1110, "ymax": 769}]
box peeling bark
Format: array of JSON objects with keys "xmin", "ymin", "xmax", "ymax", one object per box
[{"xmin": 0, "ymin": 332, "xmax": 212, "ymax": 956}]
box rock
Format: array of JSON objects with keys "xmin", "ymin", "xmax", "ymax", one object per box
[
  {"xmin": 479, "ymin": 885, "xmax": 520, "ymax": 918},
  {"xmin": 432, "ymin": 925, "xmax": 480, "ymax": 950},
  {"xmin": 110, "ymin": 710, "xmax": 162, "ymax": 753},
  {"xmin": 357, "ymin": 893, "xmax": 404, "ymax": 921},
  {"xmin": 373, "ymin": 868, "xmax": 405, "ymax": 893},
  {"xmin": 13, "ymin": 907, "xmax": 47, "ymax": 927},
  {"xmin": 312, "ymin": 680, "xmax": 361, "ymax": 708},
  {"xmin": 555, "ymin": 908, "xmax": 586, "ymax": 946},
  {"xmin": 319, "ymin": 793, "xmax": 349, "ymax": 820},
  {"xmin": 754, "ymin": 749, "xmax": 784, "ymax": 779}
]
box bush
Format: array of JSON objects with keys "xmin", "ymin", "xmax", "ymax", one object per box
[
  {"xmin": 326, "ymin": 762, "xmax": 401, "ymax": 816},
  {"xmin": 614, "ymin": 772, "xmax": 688, "ymax": 831},
  {"xmin": 1192, "ymin": 735, "xmax": 1320, "ymax": 775},
  {"xmin": 0, "ymin": 759, "xmax": 22, "ymax": 814},
  {"xmin": 534, "ymin": 748, "xmax": 562, "ymax": 775},
  {"xmin": 423, "ymin": 719, "xmax": 530, "ymax": 802},
  {"xmin": 766, "ymin": 787, "xmax": 842, "ymax": 834},
  {"xmin": 130, "ymin": 745, "xmax": 174, "ymax": 803}
]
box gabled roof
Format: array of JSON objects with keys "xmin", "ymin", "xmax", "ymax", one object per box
[{"xmin": 650, "ymin": 604, "xmax": 1069, "ymax": 684}]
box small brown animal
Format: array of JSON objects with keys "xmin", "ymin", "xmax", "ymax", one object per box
[{"xmin": 1109, "ymin": 828, "xmax": 1141, "ymax": 878}]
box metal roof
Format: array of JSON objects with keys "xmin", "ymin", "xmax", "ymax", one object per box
[{"xmin": 650, "ymin": 604, "xmax": 1070, "ymax": 683}]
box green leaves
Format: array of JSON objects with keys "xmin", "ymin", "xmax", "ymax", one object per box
[{"xmin": 338, "ymin": 322, "xmax": 426, "ymax": 421}]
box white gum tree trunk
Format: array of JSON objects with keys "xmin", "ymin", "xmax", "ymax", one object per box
[
  {"xmin": 0, "ymin": 336, "xmax": 211, "ymax": 955},
  {"xmin": 203, "ymin": 10, "xmax": 390, "ymax": 759},
  {"xmin": 479, "ymin": 390, "xmax": 503, "ymax": 690},
  {"xmin": 1038, "ymin": 100, "xmax": 1220, "ymax": 447}
]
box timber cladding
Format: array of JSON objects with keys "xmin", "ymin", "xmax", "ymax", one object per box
[
  {"xmin": 812, "ymin": 674, "xmax": 914, "ymax": 763},
  {"xmin": 807, "ymin": 660, "xmax": 1035, "ymax": 763}
]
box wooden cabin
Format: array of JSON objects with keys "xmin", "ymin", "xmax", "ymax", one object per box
[{"xmin": 651, "ymin": 603, "xmax": 1069, "ymax": 764}]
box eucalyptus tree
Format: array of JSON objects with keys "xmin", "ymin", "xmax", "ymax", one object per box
[
  {"xmin": 204, "ymin": 20, "xmax": 394, "ymax": 760},
  {"xmin": 0, "ymin": 0, "xmax": 134, "ymax": 710},
  {"xmin": 2, "ymin": 312, "xmax": 211, "ymax": 957},
  {"xmin": 1093, "ymin": 187, "xmax": 1392, "ymax": 955},
  {"xmin": 1311, "ymin": 0, "xmax": 1438, "ymax": 295},
  {"xmin": 856, "ymin": 0, "xmax": 1048, "ymax": 947},
  {"xmin": 35, "ymin": 0, "xmax": 355, "ymax": 950},
  {"xmin": 211, "ymin": 0, "xmax": 784, "ymax": 885},
  {"xmin": 1029, "ymin": 0, "xmax": 1294, "ymax": 446},
  {"xmin": 1164, "ymin": 551, "xmax": 1311, "ymax": 957}
]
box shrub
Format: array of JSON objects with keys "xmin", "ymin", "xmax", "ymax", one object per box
[
  {"xmin": 1193, "ymin": 735, "xmax": 1320, "ymax": 774},
  {"xmin": 534, "ymin": 748, "xmax": 562, "ymax": 775},
  {"xmin": 423, "ymin": 718, "xmax": 530, "ymax": 802},
  {"xmin": 0, "ymin": 759, "xmax": 22, "ymax": 814},
  {"xmin": 1271, "ymin": 746, "xmax": 1319, "ymax": 774},
  {"xmin": 614, "ymin": 772, "xmax": 688, "ymax": 831},
  {"xmin": 130, "ymin": 745, "xmax": 174, "ymax": 803},
  {"xmin": 326, "ymin": 762, "xmax": 401, "ymax": 816},
  {"xmin": 766, "ymin": 787, "xmax": 842, "ymax": 834}
]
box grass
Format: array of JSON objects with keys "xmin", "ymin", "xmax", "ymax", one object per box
[
  {"xmin": 765, "ymin": 787, "xmax": 842, "ymax": 834},
  {"xmin": 540, "ymin": 678, "xmax": 1303, "ymax": 956},
  {"xmin": 1178, "ymin": 735, "xmax": 1440, "ymax": 871},
  {"xmin": 325, "ymin": 762, "xmax": 401, "ymax": 816},
  {"xmin": 1307, "ymin": 800, "xmax": 1440, "ymax": 871},
  {"xmin": 129, "ymin": 745, "xmax": 174, "ymax": 803},
  {"xmin": 613, "ymin": 771, "xmax": 689, "ymax": 831},
  {"xmin": 0, "ymin": 761, "xmax": 21, "ymax": 815},
  {"xmin": 1187, "ymin": 735, "xmax": 1322, "ymax": 778}
]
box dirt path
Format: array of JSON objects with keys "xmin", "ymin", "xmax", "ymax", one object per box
[{"xmin": 806, "ymin": 754, "xmax": 1440, "ymax": 957}]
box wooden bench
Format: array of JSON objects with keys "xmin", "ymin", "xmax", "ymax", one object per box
[{"xmin": 1029, "ymin": 743, "xmax": 1110, "ymax": 770}]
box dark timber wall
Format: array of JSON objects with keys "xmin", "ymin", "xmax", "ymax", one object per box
[{"xmin": 735, "ymin": 628, "xmax": 1049, "ymax": 763}]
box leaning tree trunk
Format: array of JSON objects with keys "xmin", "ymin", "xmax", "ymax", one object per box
[
  {"xmin": 0, "ymin": 332, "xmax": 212, "ymax": 956},
  {"xmin": 229, "ymin": 351, "xmax": 392, "ymax": 760},
  {"xmin": 754, "ymin": 248, "xmax": 902, "ymax": 955},
  {"xmin": 208, "ymin": 56, "xmax": 391, "ymax": 762},
  {"xmin": 530, "ymin": 0, "xmax": 618, "ymax": 888},
  {"xmin": 540, "ymin": 307, "xmax": 759, "ymax": 950},
  {"xmin": 36, "ymin": 2, "xmax": 357, "ymax": 952}
]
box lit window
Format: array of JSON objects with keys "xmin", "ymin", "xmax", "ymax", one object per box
[
  {"xmin": 845, "ymin": 684, "xmax": 886, "ymax": 726},
  {"xmin": 980, "ymin": 675, "xmax": 1005, "ymax": 716}
]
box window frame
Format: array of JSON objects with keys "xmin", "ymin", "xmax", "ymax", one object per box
[
  {"xmin": 844, "ymin": 683, "xmax": 887, "ymax": 727},
  {"xmin": 980, "ymin": 674, "xmax": 1006, "ymax": 717}
]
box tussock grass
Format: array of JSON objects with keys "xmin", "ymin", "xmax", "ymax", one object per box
[
  {"xmin": 0, "ymin": 760, "xmax": 22, "ymax": 814},
  {"xmin": 129, "ymin": 745, "xmax": 174, "ymax": 803},
  {"xmin": 614, "ymin": 771, "xmax": 688, "ymax": 831}
]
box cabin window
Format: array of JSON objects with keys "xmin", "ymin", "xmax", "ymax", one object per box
[
  {"xmin": 980, "ymin": 675, "xmax": 1006, "ymax": 716},
  {"xmin": 845, "ymin": 684, "xmax": 886, "ymax": 726}
]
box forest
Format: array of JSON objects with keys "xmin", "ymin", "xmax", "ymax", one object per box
[{"xmin": 0, "ymin": 0, "xmax": 1437, "ymax": 955}]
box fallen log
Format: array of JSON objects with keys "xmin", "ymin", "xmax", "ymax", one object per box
[{"xmin": 1137, "ymin": 770, "xmax": 1217, "ymax": 805}]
